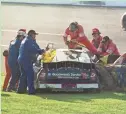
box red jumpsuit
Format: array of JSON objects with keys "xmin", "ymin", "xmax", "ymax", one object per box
[
  {"xmin": 63, "ymin": 24, "xmax": 97, "ymax": 54},
  {"xmin": 3, "ymin": 56, "xmax": 11, "ymax": 90},
  {"xmin": 91, "ymin": 36, "xmax": 102, "ymax": 48},
  {"xmin": 97, "ymin": 40, "xmax": 120, "ymax": 56}
]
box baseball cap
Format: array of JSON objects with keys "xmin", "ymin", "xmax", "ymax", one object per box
[
  {"xmin": 92, "ymin": 28, "xmax": 101, "ymax": 35},
  {"xmin": 28, "ymin": 30, "xmax": 38, "ymax": 35}
]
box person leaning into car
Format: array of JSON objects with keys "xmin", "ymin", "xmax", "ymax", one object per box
[
  {"xmin": 63, "ymin": 22, "xmax": 98, "ymax": 54},
  {"xmin": 97, "ymin": 36, "xmax": 120, "ymax": 56}
]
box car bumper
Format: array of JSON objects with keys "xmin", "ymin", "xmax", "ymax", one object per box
[{"xmin": 37, "ymin": 83, "xmax": 99, "ymax": 89}]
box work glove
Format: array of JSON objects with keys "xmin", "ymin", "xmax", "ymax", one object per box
[
  {"xmin": 3, "ymin": 50, "xmax": 9, "ymax": 57},
  {"xmin": 37, "ymin": 55, "xmax": 42, "ymax": 61}
]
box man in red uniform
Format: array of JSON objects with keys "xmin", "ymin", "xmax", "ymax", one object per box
[
  {"xmin": 91, "ymin": 28, "xmax": 103, "ymax": 48},
  {"xmin": 63, "ymin": 22, "xmax": 97, "ymax": 54},
  {"xmin": 97, "ymin": 36, "xmax": 120, "ymax": 56}
]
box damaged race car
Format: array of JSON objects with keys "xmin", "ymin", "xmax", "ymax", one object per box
[
  {"xmin": 33, "ymin": 42, "xmax": 126, "ymax": 92},
  {"xmin": 33, "ymin": 44, "xmax": 101, "ymax": 92},
  {"xmin": 106, "ymin": 53, "xmax": 126, "ymax": 91},
  {"xmin": 96, "ymin": 53, "xmax": 126, "ymax": 91}
]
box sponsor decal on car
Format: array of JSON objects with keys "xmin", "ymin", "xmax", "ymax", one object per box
[
  {"xmin": 51, "ymin": 73, "xmax": 81, "ymax": 77},
  {"xmin": 48, "ymin": 72, "xmax": 82, "ymax": 79},
  {"xmin": 47, "ymin": 68, "xmax": 96, "ymax": 79}
]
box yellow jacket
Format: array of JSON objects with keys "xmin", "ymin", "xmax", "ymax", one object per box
[
  {"xmin": 42, "ymin": 49, "xmax": 56, "ymax": 63},
  {"xmin": 99, "ymin": 55, "xmax": 109, "ymax": 65}
]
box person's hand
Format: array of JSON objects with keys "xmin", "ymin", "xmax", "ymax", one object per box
[
  {"xmin": 42, "ymin": 49, "xmax": 46, "ymax": 53},
  {"xmin": 3, "ymin": 50, "xmax": 9, "ymax": 57},
  {"xmin": 37, "ymin": 55, "xmax": 42, "ymax": 61},
  {"xmin": 71, "ymin": 39, "xmax": 77, "ymax": 43}
]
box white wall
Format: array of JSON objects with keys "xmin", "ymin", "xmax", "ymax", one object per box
[
  {"xmin": 1, "ymin": 0, "xmax": 126, "ymax": 7},
  {"xmin": 1, "ymin": 0, "xmax": 73, "ymax": 4}
]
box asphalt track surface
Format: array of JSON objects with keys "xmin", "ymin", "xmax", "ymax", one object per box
[{"xmin": 1, "ymin": 3, "xmax": 126, "ymax": 71}]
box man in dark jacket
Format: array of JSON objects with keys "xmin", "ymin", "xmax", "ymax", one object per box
[
  {"xmin": 7, "ymin": 29, "xmax": 26, "ymax": 92},
  {"xmin": 17, "ymin": 30, "xmax": 45, "ymax": 95}
]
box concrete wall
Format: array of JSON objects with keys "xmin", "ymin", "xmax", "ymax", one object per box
[
  {"xmin": 1, "ymin": 0, "xmax": 126, "ymax": 7},
  {"xmin": 1, "ymin": 0, "xmax": 73, "ymax": 4}
]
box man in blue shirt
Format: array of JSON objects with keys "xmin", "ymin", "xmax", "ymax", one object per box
[
  {"xmin": 7, "ymin": 29, "xmax": 26, "ymax": 92},
  {"xmin": 17, "ymin": 30, "xmax": 45, "ymax": 95}
]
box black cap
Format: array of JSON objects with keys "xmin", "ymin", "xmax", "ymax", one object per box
[
  {"xmin": 28, "ymin": 30, "xmax": 38, "ymax": 35},
  {"xmin": 102, "ymin": 36, "xmax": 110, "ymax": 43}
]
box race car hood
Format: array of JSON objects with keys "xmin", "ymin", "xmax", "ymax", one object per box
[{"xmin": 42, "ymin": 49, "xmax": 92, "ymax": 63}]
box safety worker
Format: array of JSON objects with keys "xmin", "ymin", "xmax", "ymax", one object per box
[
  {"xmin": 121, "ymin": 12, "xmax": 126, "ymax": 31},
  {"xmin": 63, "ymin": 22, "xmax": 98, "ymax": 54},
  {"xmin": 97, "ymin": 36, "xmax": 120, "ymax": 56},
  {"xmin": 17, "ymin": 30, "xmax": 45, "ymax": 95},
  {"xmin": 91, "ymin": 28, "xmax": 103, "ymax": 48},
  {"xmin": 7, "ymin": 29, "xmax": 26, "ymax": 92},
  {"xmin": 2, "ymin": 50, "xmax": 11, "ymax": 91}
]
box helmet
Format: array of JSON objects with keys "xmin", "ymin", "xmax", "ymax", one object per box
[
  {"xmin": 69, "ymin": 22, "xmax": 78, "ymax": 32},
  {"xmin": 92, "ymin": 28, "xmax": 101, "ymax": 35},
  {"xmin": 17, "ymin": 29, "xmax": 26, "ymax": 36},
  {"xmin": 18, "ymin": 29, "xmax": 26, "ymax": 33}
]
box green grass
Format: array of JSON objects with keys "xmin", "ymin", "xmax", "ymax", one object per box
[
  {"xmin": 1, "ymin": 75, "xmax": 126, "ymax": 114},
  {"xmin": 1, "ymin": 91, "xmax": 126, "ymax": 114}
]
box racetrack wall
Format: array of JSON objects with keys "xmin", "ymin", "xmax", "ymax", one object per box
[
  {"xmin": 1, "ymin": 0, "xmax": 126, "ymax": 7},
  {"xmin": 1, "ymin": 3, "xmax": 126, "ymax": 72}
]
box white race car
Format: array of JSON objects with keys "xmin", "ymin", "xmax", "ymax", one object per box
[{"xmin": 33, "ymin": 45, "xmax": 100, "ymax": 92}]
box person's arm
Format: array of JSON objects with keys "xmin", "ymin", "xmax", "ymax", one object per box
[
  {"xmin": 15, "ymin": 39, "xmax": 21, "ymax": 49},
  {"xmin": 100, "ymin": 43, "xmax": 115, "ymax": 56},
  {"xmin": 97, "ymin": 42, "xmax": 105, "ymax": 54},
  {"xmin": 28, "ymin": 40, "xmax": 45, "ymax": 55},
  {"xmin": 101, "ymin": 52, "xmax": 109, "ymax": 56},
  {"xmin": 101, "ymin": 44, "xmax": 115, "ymax": 56}
]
